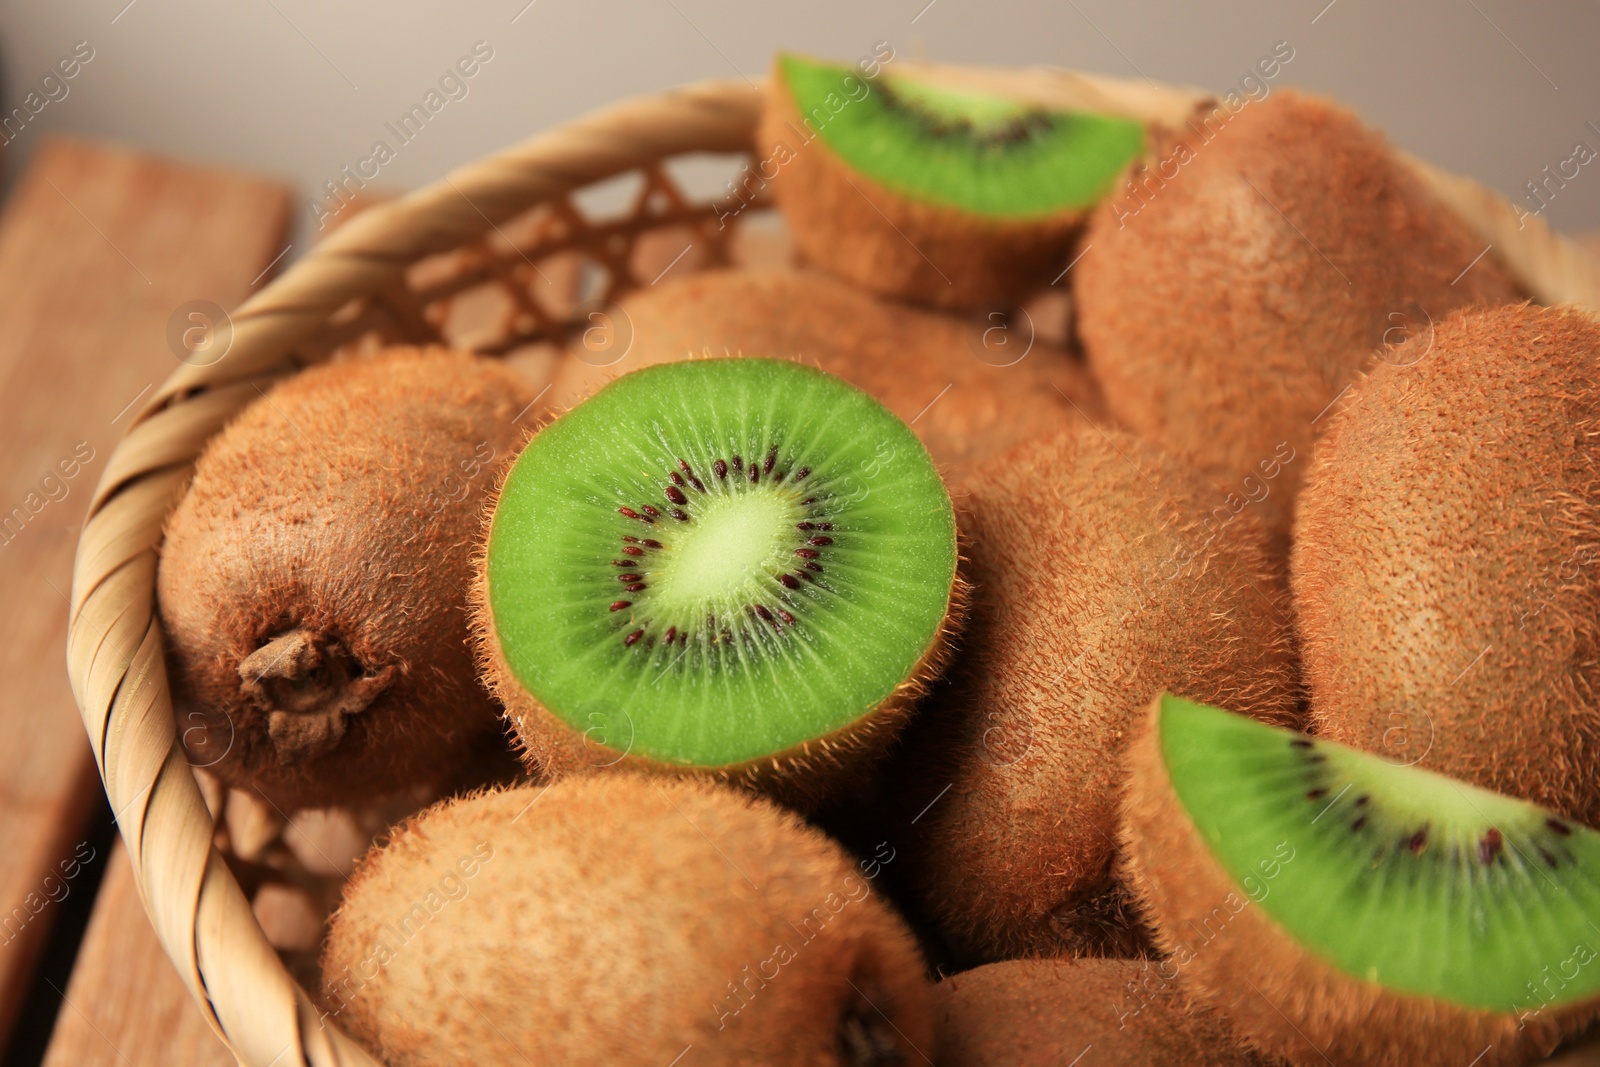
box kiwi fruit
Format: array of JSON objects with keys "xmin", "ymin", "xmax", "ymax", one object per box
[
  {"xmin": 555, "ymin": 267, "xmax": 1109, "ymax": 482},
  {"xmin": 1292, "ymin": 303, "xmax": 1600, "ymax": 823},
  {"xmin": 322, "ymin": 775, "xmax": 933, "ymax": 1066},
  {"xmin": 897, "ymin": 426, "xmax": 1299, "ymax": 961},
  {"xmin": 760, "ymin": 53, "xmax": 1145, "ymax": 310},
  {"xmin": 473, "ymin": 357, "xmax": 963, "ymax": 802},
  {"xmin": 1122, "ymin": 692, "xmax": 1600, "ymax": 1067},
  {"xmin": 158, "ymin": 347, "xmax": 538, "ymax": 810},
  {"xmin": 1074, "ymin": 88, "xmax": 1520, "ymax": 545},
  {"xmin": 932, "ymin": 958, "xmax": 1269, "ymax": 1066}
]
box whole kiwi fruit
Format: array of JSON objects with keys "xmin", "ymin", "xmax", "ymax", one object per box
[
  {"xmin": 897, "ymin": 425, "xmax": 1299, "ymax": 961},
  {"xmin": 322, "ymin": 776, "xmax": 933, "ymax": 1066},
  {"xmin": 158, "ymin": 347, "xmax": 538, "ymax": 810},
  {"xmin": 1121, "ymin": 693, "xmax": 1600, "ymax": 1067},
  {"xmin": 759, "ymin": 53, "xmax": 1145, "ymax": 310},
  {"xmin": 1292, "ymin": 303, "xmax": 1600, "ymax": 823},
  {"xmin": 933, "ymin": 957, "xmax": 1269, "ymax": 1067},
  {"xmin": 1075, "ymin": 88, "xmax": 1519, "ymax": 545},
  {"xmin": 556, "ymin": 267, "xmax": 1107, "ymax": 483}
]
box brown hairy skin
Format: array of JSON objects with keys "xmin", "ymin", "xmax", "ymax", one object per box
[
  {"xmin": 933, "ymin": 958, "xmax": 1269, "ymax": 1067},
  {"xmin": 758, "ymin": 60, "xmax": 1086, "ymax": 311},
  {"xmin": 1075, "ymin": 89, "xmax": 1519, "ymax": 545},
  {"xmin": 158, "ymin": 347, "xmax": 538, "ymax": 810},
  {"xmin": 469, "ymin": 367, "xmax": 970, "ymax": 809},
  {"xmin": 322, "ymin": 776, "xmax": 934, "ymax": 1067},
  {"xmin": 1119, "ymin": 695, "xmax": 1587, "ymax": 1067},
  {"xmin": 899, "ymin": 427, "xmax": 1299, "ymax": 962},
  {"xmin": 1292, "ymin": 304, "xmax": 1600, "ymax": 823},
  {"xmin": 553, "ymin": 268, "xmax": 1108, "ymax": 484}
]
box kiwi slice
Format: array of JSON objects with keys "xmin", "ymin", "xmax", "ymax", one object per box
[
  {"xmin": 475, "ymin": 357, "xmax": 961, "ymax": 800},
  {"xmin": 1122, "ymin": 693, "xmax": 1600, "ymax": 1067},
  {"xmin": 323, "ymin": 776, "xmax": 934, "ymax": 1066},
  {"xmin": 761, "ymin": 53, "xmax": 1143, "ymax": 310}
]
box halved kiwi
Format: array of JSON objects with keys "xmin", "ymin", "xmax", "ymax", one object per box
[
  {"xmin": 474, "ymin": 357, "xmax": 962, "ymax": 802},
  {"xmin": 761, "ymin": 53, "xmax": 1144, "ymax": 310},
  {"xmin": 1122, "ymin": 693, "xmax": 1600, "ymax": 1067}
]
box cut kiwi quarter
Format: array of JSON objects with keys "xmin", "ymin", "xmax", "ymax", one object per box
[
  {"xmin": 474, "ymin": 357, "xmax": 962, "ymax": 802},
  {"xmin": 1122, "ymin": 693, "xmax": 1600, "ymax": 1067},
  {"xmin": 760, "ymin": 53, "xmax": 1144, "ymax": 310}
]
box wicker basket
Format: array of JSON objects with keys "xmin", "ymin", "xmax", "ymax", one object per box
[{"xmin": 63, "ymin": 65, "xmax": 1600, "ymax": 1066}]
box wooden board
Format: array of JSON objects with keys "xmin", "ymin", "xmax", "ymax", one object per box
[
  {"xmin": 0, "ymin": 135, "xmax": 290, "ymax": 1051},
  {"xmin": 39, "ymin": 844, "xmax": 232, "ymax": 1066}
]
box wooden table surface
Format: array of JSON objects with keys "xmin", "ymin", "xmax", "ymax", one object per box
[
  {"xmin": 0, "ymin": 134, "xmax": 287, "ymax": 1066},
  {"xmin": 1, "ymin": 135, "xmax": 1598, "ymax": 1067}
]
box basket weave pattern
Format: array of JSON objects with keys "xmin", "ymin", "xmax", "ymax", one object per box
[{"xmin": 64, "ymin": 69, "xmax": 1600, "ymax": 1065}]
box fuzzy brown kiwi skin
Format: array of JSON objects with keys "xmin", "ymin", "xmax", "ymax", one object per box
[
  {"xmin": 933, "ymin": 957, "xmax": 1271, "ymax": 1067},
  {"xmin": 554, "ymin": 267, "xmax": 1109, "ymax": 486},
  {"xmin": 321, "ymin": 776, "xmax": 934, "ymax": 1067},
  {"xmin": 468, "ymin": 417, "xmax": 970, "ymax": 811},
  {"xmin": 1118, "ymin": 694, "xmax": 1586, "ymax": 1067},
  {"xmin": 1292, "ymin": 303, "xmax": 1600, "ymax": 824},
  {"xmin": 759, "ymin": 58, "xmax": 1094, "ymax": 312},
  {"xmin": 1075, "ymin": 89, "xmax": 1520, "ymax": 548},
  {"xmin": 894, "ymin": 426, "xmax": 1300, "ymax": 963},
  {"xmin": 157, "ymin": 347, "xmax": 539, "ymax": 811}
]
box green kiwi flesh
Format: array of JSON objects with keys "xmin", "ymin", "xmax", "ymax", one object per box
[
  {"xmin": 1123, "ymin": 693, "xmax": 1600, "ymax": 1065},
  {"xmin": 780, "ymin": 54, "xmax": 1144, "ymax": 218},
  {"xmin": 480, "ymin": 358, "xmax": 959, "ymax": 777},
  {"xmin": 1160, "ymin": 694, "xmax": 1600, "ymax": 1007}
]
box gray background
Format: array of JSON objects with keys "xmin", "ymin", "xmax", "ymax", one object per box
[{"xmin": 0, "ymin": 0, "xmax": 1596, "ymax": 246}]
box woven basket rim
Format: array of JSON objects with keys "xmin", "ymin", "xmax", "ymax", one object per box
[{"xmin": 62, "ymin": 64, "xmax": 1600, "ymax": 1066}]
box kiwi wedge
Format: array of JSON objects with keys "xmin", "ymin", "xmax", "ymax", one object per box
[
  {"xmin": 554, "ymin": 268, "xmax": 1108, "ymax": 481},
  {"xmin": 933, "ymin": 958, "xmax": 1268, "ymax": 1067},
  {"xmin": 158, "ymin": 347, "xmax": 537, "ymax": 810},
  {"xmin": 474, "ymin": 357, "xmax": 962, "ymax": 801},
  {"xmin": 323, "ymin": 776, "xmax": 933, "ymax": 1066},
  {"xmin": 895, "ymin": 426, "xmax": 1298, "ymax": 961},
  {"xmin": 761, "ymin": 54, "xmax": 1144, "ymax": 310},
  {"xmin": 1075, "ymin": 89, "xmax": 1519, "ymax": 546},
  {"xmin": 1294, "ymin": 303, "xmax": 1600, "ymax": 825},
  {"xmin": 1122, "ymin": 693, "xmax": 1600, "ymax": 1067}
]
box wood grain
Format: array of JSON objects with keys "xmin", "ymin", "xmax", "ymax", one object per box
[
  {"xmin": 0, "ymin": 135, "xmax": 289, "ymax": 1050},
  {"xmin": 40, "ymin": 844, "xmax": 232, "ymax": 1067}
]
